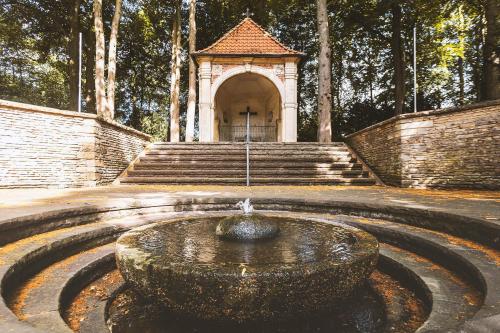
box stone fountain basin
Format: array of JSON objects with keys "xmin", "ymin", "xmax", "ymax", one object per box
[{"xmin": 115, "ymin": 214, "xmax": 379, "ymax": 323}]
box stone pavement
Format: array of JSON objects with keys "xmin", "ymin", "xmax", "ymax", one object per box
[{"xmin": 0, "ymin": 185, "xmax": 498, "ymax": 225}]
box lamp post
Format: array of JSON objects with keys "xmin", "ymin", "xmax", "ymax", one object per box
[
  {"xmin": 413, "ymin": 26, "xmax": 417, "ymax": 113},
  {"xmin": 78, "ymin": 32, "xmax": 82, "ymax": 113}
]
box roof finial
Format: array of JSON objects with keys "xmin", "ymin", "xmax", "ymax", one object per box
[{"xmin": 245, "ymin": 8, "xmax": 253, "ymax": 18}]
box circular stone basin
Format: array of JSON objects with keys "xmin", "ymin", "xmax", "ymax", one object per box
[
  {"xmin": 216, "ymin": 214, "xmax": 280, "ymax": 241},
  {"xmin": 115, "ymin": 215, "xmax": 379, "ymax": 323}
]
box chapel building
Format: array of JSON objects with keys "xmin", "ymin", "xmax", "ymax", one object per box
[{"xmin": 193, "ymin": 18, "xmax": 304, "ymax": 142}]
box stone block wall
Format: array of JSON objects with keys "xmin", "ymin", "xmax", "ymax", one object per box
[
  {"xmin": 345, "ymin": 100, "xmax": 500, "ymax": 189},
  {"xmin": 0, "ymin": 100, "xmax": 151, "ymax": 188}
]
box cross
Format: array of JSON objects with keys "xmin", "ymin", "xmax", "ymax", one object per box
[
  {"xmin": 239, "ymin": 106, "xmax": 257, "ymax": 117},
  {"xmin": 245, "ymin": 8, "xmax": 253, "ymax": 18},
  {"xmin": 240, "ymin": 106, "xmax": 258, "ymax": 143}
]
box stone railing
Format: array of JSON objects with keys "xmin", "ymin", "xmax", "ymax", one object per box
[
  {"xmin": 0, "ymin": 99, "xmax": 151, "ymax": 188},
  {"xmin": 345, "ymin": 100, "xmax": 500, "ymax": 189}
]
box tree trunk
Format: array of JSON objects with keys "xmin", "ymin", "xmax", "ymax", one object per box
[
  {"xmin": 316, "ymin": 0, "xmax": 332, "ymax": 143},
  {"xmin": 68, "ymin": 0, "xmax": 80, "ymax": 111},
  {"xmin": 457, "ymin": 5, "xmax": 465, "ymax": 105},
  {"xmin": 472, "ymin": 19, "xmax": 484, "ymax": 101},
  {"xmin": 84, "ymin": 28, "xmax": 96, "ymax": 113},
  {"xmin": 483, "ymin": 0, "xmax": 499, "ymax": 100},
  {"xmin": 169, "ymin": 0, "xmax": 182, "ymax": 142},
  {"xmin": 93, "ymin": 0, "xmax": 107, "ymax": 118},
  {"xmin": 185, "ymin": 0, "xmax": 197, "ymax": 142},
  {"xmin": 458, "ymin": 57, "xmax": 465, "ymax": 105},
  {"xmin": 106, "ymin": 0, "xmax": 123, "ymax": 120},
  {"xmin": 391, "ymin": 3, "xmax": 405, "ymax": 115}
]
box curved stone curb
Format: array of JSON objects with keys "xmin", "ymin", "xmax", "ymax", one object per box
[{"xmin": 1, "ymin": 197, "xmax": 498, "ymax": 248}]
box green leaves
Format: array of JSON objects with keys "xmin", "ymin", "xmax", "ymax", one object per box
[{"xmin": 0, "ymin": 0, "xmax": 491, "ymax": 140}]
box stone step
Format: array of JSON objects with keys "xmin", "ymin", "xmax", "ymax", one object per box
[
  {"xmin": 14, "ymin": 244, "xmax": 115, "ymax": 333},
  {"xmin": 0, "ymin": 223, "xmax": 121, "ymax": 333},
  {"xmin": 119, "ymin": 142, "xmax": 377, "ymax": 186},
  {"xmin": 146, "ymin": 149, "xmax": 351, "ymax": 155},
  {"xmin": 152, "ymin": 142, "xmax": 348, "ymax": 148},
  {"xmin": 379, "ymin": 245, "xmax": 479, "ymax": 332},
  {"xmin": 336, "ymin": 215, "xmax": 498, "ymax": 331},
  {"xmin": 149, "ymin": 146, "xmax": 351, "ymax": 152},
  {"xmin": 342, "ymin": 215, "xmax": 500, "ymax": 322},
  {"xmin": 127, "ymin": 169, "xmax": 369, "ymax": 177},
  {"xmin": 132, "ymin": 161, "xmax": 364, "ymax": 170},
  {"xmin": 120, "ymin": 177, "xmax": 377, "ymax": 185},
  {"xmin": 138, "ymin": 155, "xmax": 356, "ymax": 165}
]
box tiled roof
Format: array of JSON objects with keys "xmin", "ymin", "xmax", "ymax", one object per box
[{"xmin": 194, "ymin": 18, "xmax": 303, "ymax": 56}]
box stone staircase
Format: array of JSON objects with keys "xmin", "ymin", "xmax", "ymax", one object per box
[{"xmin": 118, "ymin": 142, "xmax": 379, "ymax": 186}]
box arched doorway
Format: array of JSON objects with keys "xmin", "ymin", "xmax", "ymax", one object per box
[{"xmin": 213, "ymin": 73, "xmax": 282, "ymax": 142}]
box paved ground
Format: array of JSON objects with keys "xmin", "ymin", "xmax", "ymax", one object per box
[{"xmin": 1, "ymin": 185, "xmax": 499, "ymax": 224}]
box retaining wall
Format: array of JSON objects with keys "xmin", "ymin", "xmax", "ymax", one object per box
[
  {"xmin": 0, "ymin": 100, "xmax": 151, "ymax": 188},
  {"xmin": 345, "ymin": 100, "xmax": 500, "ymax": 189}
]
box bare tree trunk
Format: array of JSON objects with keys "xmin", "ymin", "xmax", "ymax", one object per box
[
  {"xmin": 457, "ymin": 5, "xmax": 465, "ymax": 105},
  {"xmin": 391, "ymin": 3, "xmax": 405, "ymax": 115},
  {"xmin": 483, "ymin": 0, "xmax": 499, "ymax": 100},
  {"xmin": 106, "ymin": 0, "xmax": 122, "ymax": 120},
  {"xmin": 316, "ymin": 0, "xmax": 332, "ymax": 143},
  {"xmin": 472, "ymin": 19, "xmax": 484, "ymax": 101},
  {"xmin": 185, "ymin": 0, "xmax": 197, "ymax": 142},
  {"xmin": 169, "ymin": 0, "xmax": 182, "ymax": 142},
  {"xmin": 458, "ymin": 57, "xmax": 465, "ymax": 104},
  {"xmin": 85, "ymin": 28, "xmax": 96, "ymax": 113},
  {"xmin": 93, "ymin": 0, "xmax": 107, "ymax": 118},
  {"xmin": 68, "ymin": 0, "xmax": 80, "ymax": 111}
]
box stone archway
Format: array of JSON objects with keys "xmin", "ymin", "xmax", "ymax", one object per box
[
  {"xmin": 212, "ymin": 68, "xmax": 284, "ymax": 142},
  {"xmin": 196, "ymin": 60, "xmax": 298, "ymax": 143}
]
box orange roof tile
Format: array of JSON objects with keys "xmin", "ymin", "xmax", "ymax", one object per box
[{"xmin": 194, "ymin": 18, "xmax": 303, "ymax": 57}]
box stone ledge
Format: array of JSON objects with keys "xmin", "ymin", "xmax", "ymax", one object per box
[
  {"xmin": 0, "ymin": 196, "xmax": 498, "ymax": 248},
  {"xmin": 345, "ymin": 99, "xmax": 500, "ymax": 138},
  {"xmin": 0, "ymin": 99, "xmax": 151, "ymax": 141}
]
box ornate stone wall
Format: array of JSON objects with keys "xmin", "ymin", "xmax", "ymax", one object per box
[
  {"xmin": 345, "ymin": 100, "xmax": 500, "ymax": 189},
  {"xmin": 0, "ymin": 100, "xmax": 151, "ymax": 188}
]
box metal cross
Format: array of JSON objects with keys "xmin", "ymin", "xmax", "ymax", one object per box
[{"xmin": 245, "ymin": 8, "xmax": 253, "ymax": 18}]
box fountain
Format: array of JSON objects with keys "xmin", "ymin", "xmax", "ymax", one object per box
[
  {"xmin": 216, "ymin": 199, "xmax": 280, "ymax": 241},
  {"xmin": 115, "ymin": 199, "xmax": 379, "ymax": 323}
]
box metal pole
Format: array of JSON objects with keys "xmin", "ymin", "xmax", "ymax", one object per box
[
  {"xmin": 413, "ymin": 26, "xmax": 417, "ymax": 113},
  {"xmin": 78, "ymin": 32, "xmax": 82, "ymax": 113},
  {"xmin": 246, "ymin": 107, "xmax": 250, "ymax": 186}
]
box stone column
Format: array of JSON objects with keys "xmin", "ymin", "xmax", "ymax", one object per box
[
  {"xmin": 283, "ymin": 60, "xmax": 298, "ymax": 142},
  {"xmin": 198, "ymin": 59, "xmax": 213, "ymax": 142}
]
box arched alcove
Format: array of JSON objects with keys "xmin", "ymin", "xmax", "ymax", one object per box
[{"xmin": 213, "ymin": 73, "xmax": 282, "ymax": 142}]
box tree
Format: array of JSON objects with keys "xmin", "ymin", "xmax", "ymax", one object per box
[
  {"xmin": 185, "ymin": 0, "xmax": 197, "ymax": 142},
  {"xmin": 169, "ymin": 0, "xmax": 182, "ymax": 142},
  {"xmin": 1, "ymin": 0, "xmax": 495, "ymax": 140},
  {"xmin": 391, "ymin": 2, "xmax": 405, "ymax": 115},
  {"xmin": 68, "ymin": 0, "xmax": 81, "ymax": 111},
  {"xmin": 107, "ymin": 0, "xmax": 123, "ymax": 118},
  {"xmin": 483, "ymin": 0, "xmax": 499, "ymax": 100},
  {"xmin": 93, "ymin": 0, "xmax": 122, "ymax": 120},
  {"xmin": 316, "ymin": 0, "xmax": 332, "ymax": 142},
  {"xmin": 94, "ymin": 0, "xmax": 107, "ymax": 118}
]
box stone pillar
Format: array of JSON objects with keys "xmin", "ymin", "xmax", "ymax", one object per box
[
  {"xmin": 283, "ymin": 60, "xmax": 298, "ymax": 142},
  {"xmin": 198, "ymin": 59, "xmax": 213, "ymax": 142}
]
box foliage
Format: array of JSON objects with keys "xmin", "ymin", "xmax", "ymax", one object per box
[{"xmin": 0, "ymin": 0, "xmax": 496, "ymax": 140}]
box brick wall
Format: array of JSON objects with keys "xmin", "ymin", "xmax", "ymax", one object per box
[
  {"xmin": 0, "ymin": 100, "xmax": 151, "ymax": 188},
  {"xmin": 345, "ymin": 100, "xmax": 500, "ymax": 189}
]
